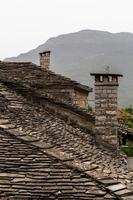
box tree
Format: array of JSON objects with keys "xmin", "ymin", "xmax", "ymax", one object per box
[
  {"xmin": 124, "ymin": 105, "xmax": 133, "ymax": 114},
  {"xmin": 122, "ymin": 105, "xmax": 133, "ymax": 129}
]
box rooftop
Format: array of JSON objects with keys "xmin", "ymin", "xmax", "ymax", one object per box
[
  {"xmin": 0, "ymin": 61, "xmax": 132, "ymax": 199},
  {"xmin": 0, "ymin": 61, "xmax": 92, "ymax": 92}
]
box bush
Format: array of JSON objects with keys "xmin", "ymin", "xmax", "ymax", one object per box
[
  {"xmin": 121, "ymin": 106, "xmax": 133, "ymax": 130},
  {"xmin": 122, "ymin": 114, "xmax": 133, "ymax": 129},
  {"xmin": 121, "ymin": 140, "xmax": 133, "ymax": 157}
]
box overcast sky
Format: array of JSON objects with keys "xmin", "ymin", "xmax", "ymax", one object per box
[{"xmin": 1, "ymin": 0, "xmax": 133, "ymax": 60}]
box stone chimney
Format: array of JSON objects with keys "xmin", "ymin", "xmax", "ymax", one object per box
[
  {"xmin": 91, "ymin": 71, "xmax": 123, "ymax": 151},
  {"xmin": 39, "ymin": 51, "xmax": 51, "ymax": 70}
]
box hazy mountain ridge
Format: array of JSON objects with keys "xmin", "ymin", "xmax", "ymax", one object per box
[{"xmin": 4, "ymin": 30, "xmax": 133, "ymax": 107}]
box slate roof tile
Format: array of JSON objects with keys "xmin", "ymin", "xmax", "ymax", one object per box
[
  {"xmin": 0, "ymin": 128, "xmax": 116, "ymax": 199},
  {"xmin": 0, "ymin": 61, "xmax": 92, "ymax": 92},
  {"xmin": 0, "ymin": 65, "xmax": 132, "ymax": 199}
]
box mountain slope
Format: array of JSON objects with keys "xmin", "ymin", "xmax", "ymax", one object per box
[{"xmin": 5, "ymin": 30, "xmax": 133, "ymax": 107}]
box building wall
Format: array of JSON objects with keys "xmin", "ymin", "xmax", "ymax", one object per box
[
  {"xmin": 74, "ymin": 90, "xmax": 88, "ymax": 109},
  {"xmin": 37, "ymin": 88, "xmax": 88, "ymax": 109},
  {"xmin": 38, "ymin": 88, "xmax": 74, "ymax": 105}
]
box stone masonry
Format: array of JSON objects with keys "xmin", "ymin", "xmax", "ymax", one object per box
[
  {"xmin": 91, "ymin": 73, "xmax": 123, "ymax": 151},
  {"xmin": 74, "ymin": 89, "xmax": 88, "ymax": 109},
  {"xmin": 39, "ymin": 50, "xmax": 51, "ymax": 70}
]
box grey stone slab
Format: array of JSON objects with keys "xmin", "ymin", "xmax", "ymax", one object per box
[
  {"xmin": 115, "ymin": 189, "xmax": 133, "ymax": 196},
  {"xmin": 123, "ymin": 195, "xmax": 133, "ymax": 200},
  {"xmin": 0, "ymin": 124, "xmax": 15, "ymax": 129},
  {"xmin": 107, "ymin": 184, "xmax": 126, "ymax": 191},
  {"xmin": 99, "ymin": 178, "xmax": 119, "ymax": 185}
]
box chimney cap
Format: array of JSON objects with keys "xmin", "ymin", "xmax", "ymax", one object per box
[
  {"xmin": 39, "ymin": 51, "xmax": 51, "ymax": 55},
  {"xmin": 90, "ymin": 73, "xmax": 123, "ymax": 77}
]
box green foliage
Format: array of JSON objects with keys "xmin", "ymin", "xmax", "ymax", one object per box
[
  {"xmin": 121, "ymin": 146, "xmax": 133, "ymax": 157},
  {"xmin": 121, "ymin": 140, "xmax": 133, "ymax": 157},
  {"xmin": 122, "ymin": 114, "xmax": 133, "ymax": 129},
  {"xmin": 121, "ymin": 105, "xmax": 133, "ymax": 130},
  {"xmin": 120, "ymin": 106, "xmax": 133, "ymax": 156},
  {"xmin": 124, "ymin": 105, "xmax": 133, "ymax": 114},
  {"xmin": 88, "ymin": 105, "xmax": 93, "ymax": 112}
]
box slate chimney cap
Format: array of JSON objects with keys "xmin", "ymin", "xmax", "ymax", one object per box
[
  {"xmin": 90, "ymin": 73, "xmax": 123, "ymax": 77},
  {"xmin": 39, "ymin": 51, "xmax": 51, "ymax": 55}
]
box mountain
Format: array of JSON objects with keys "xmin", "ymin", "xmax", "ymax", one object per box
[{"xmin": 4, "ymin": 29, "xmax": 133, "ymax": 107}]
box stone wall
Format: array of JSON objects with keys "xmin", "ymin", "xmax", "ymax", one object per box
[
  {"xmin": 95, "ymin": 84, "xmax": 117, "ymax": 146},
  {"xmin": 90, "ymin": 73, "xmax": 122, "ymax": 151},
  {"xmin": 43, "ymin": 100, "xmax": 95, "ymax": 133},
  {"xmin": 95, "ymin": 83, "xmax": 118, "ymax": 150},
  {"xmin": 38, "ymin": 88, "xmax": 74, "ymax": 105},
  {"xmin": 28, "ymin": 91, "xmax": 95, "ymax": 134},
  {"xmin": 38, "ymin": 88, "xmax": 88, "ymax": 110},
  {"xmin": 74, "ymin": 90, "xmax": 88, "ymax": 109}
]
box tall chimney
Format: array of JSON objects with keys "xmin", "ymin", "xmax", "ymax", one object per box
[
  {"xmin": 39, "ymin": 51, "xmax": 51, "ymax": 70},
  {"xmin": 91, "ymin": 72, "xmax": 123, "ymax": 151}
]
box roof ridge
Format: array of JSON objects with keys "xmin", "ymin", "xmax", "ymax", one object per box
[
  {"xmin": 39, "ymin": 67, "xmax": 92, "ymax": 91},
  {"xmin": 1, "ymin": 80, "xmax": 94, "ymax": 119},
  {"xmin": 0, "ymin": 61, "xmax": 92, "ymax": 92},
  {"xmin": 1, "ymin": 61, "xmax": 34, "ymax": 65}
]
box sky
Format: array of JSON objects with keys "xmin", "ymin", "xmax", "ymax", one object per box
[{"xmin": 1, "ymin": 0, "xmax": 133, "ymax": 60}]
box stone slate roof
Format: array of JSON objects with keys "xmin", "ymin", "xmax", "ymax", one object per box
[
  {"xmin": 0, "ymin": 128, "xmax": 116, "ymax": 200},
  {"xmin": 0, "ymin": 61, "xmax": 92, "ymax": 92},
  {"xmin": 0, "ymin": 82, "xmax": 133, "ymax": 199},
  {"xmin": 0, "ymin": 62, "xmax": 133, "ymax": 199}
]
